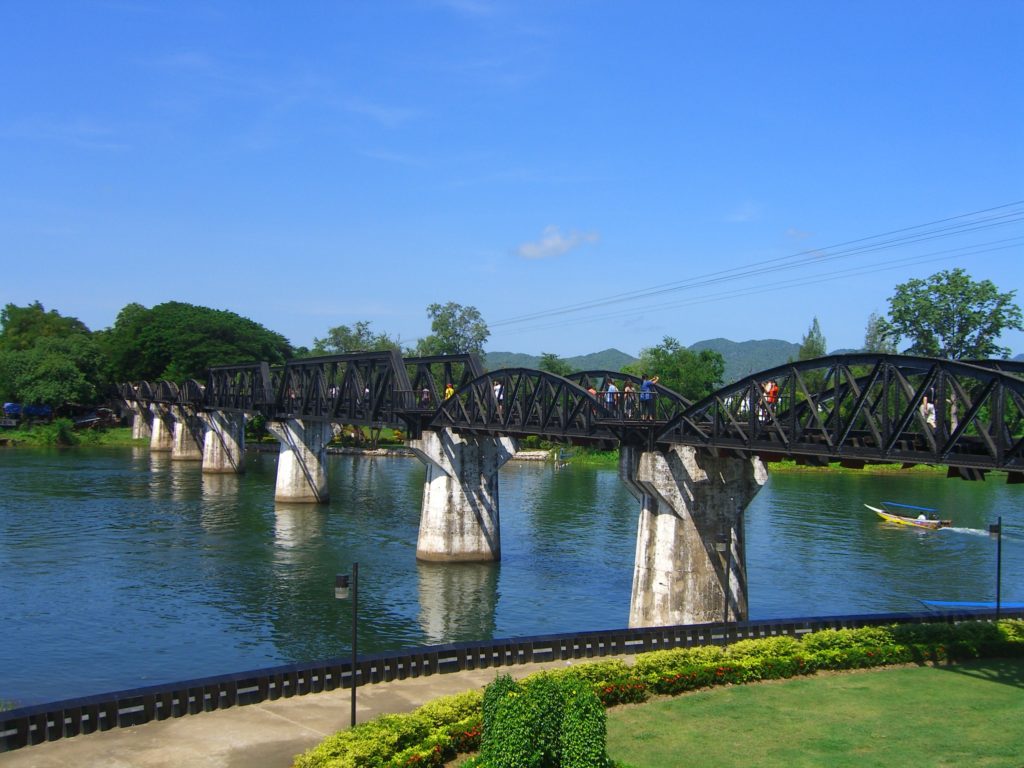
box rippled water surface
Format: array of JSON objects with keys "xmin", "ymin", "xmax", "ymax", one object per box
[{"xmin": 1, "ymin": 447, "xmax": 1020, "ymax": 705}]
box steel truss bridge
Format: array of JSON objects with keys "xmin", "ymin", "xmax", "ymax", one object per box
[{"xmin": 122, "ymin": 353, "xmax": 1024, "ymax": 478}]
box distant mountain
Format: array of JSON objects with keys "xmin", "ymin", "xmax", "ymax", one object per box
[
  {"xmin": 688, "ymin": 338, "xmax": 800, "ymax": 383},
  {"xmin": 484, "ymin": 348, "xmax": 638, "ymax": 373},
  {"xmin": 488, "ymin": 340, "xmax": 812, "ymax": 385},
  {"xmin": 484, "ymin": 351, "xmax": 540, "ymax": 370},
  {"xmin": 1015, "ymin": 353, "xmax": 1024, "ymax": 362},
  {"xmin": 566, "ymin": 348, "xmax": 639, "ymax": 371}
]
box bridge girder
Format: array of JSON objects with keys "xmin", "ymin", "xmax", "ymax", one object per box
[
  {"xmin": 659, "ymin": 354, "xmax": 1024, "ymax": 473},
  {"xmin": 119, "ymin": 353, "xmax": 1024, "ymax": 473}
]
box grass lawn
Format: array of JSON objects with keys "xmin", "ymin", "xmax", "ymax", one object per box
[{"xmin": 606, "ymin": 659, "xmax": 1024, "ymax": 768}]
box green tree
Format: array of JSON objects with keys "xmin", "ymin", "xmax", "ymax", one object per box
[
  {"xmin": 0, "ymin": 302, "xmax": 105, "ymax": 406},
  {"xmin": 885, "ymin": 268, "xmax": 1023, "ymax": 359},
  {"xmin": 7, "ymin": 335, "xmax": 105, "ymax": 406},
  {"xmin": 538, "ymin": 352, "xmax": 573, "ymax": 377},
  {"xmin": 798, "ymin": 317, "xmax": 827, "ymax": 360},
  {"xmin": 0, "ymin": 301, "xmax": 90, "ymax": 351},
  {"xmin": 99, "ymin": 301, "xmax": 293, "ymax": 382},
  {"xmin": 624, "ymin": 336, "xmax": 724, "ymax": 400},
  {"xmin": 863, "ymin": 311, "xmax": 898, "ymax": 354},
  {"xmin": 416, "ymin": 302, "xmax": 489, "ymax": 356},
  {"xmin": 312, "ymin": 320, "xmax": 398, "ymax": 354}
]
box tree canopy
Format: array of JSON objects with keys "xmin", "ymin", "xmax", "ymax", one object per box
[
  {"xmin": 798, "ymin": 317, "xmax": 827, "ymax": 361},
  {"xmin": 884, "ymin": 268, "xmax": 1023, "ymax": 359},
  {"xmin": 0, "ymin": 302, "xmax": 104, "ymax": 406},
  {"xmin": 416, "ymin": 302, "xmax": 489, "ymax": 357},
  {"xmin": 623, "ymin": 336, "xmax": 724, "ymax": 401},
  {"xmin": 312, "ymin": 320, "xmax": 399, "ymax": 355},
  {"xmin": 538, "ymin": 352, "xmax": 573, "ymax": 377},
  {"xmin": 863, "ymin": 312, "xmax": 897, "ymax": 354},
  {"xmin": 100, "ymin": 302, "xmax": 293, "ymax": 382},
  {"xmin": 0, "ymin": 301, "xmax": 90, "ymax": 352}
]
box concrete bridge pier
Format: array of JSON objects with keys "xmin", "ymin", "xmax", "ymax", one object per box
[
  {"xmin": 620, "ymin": 445, "xmax": 767, "ymax": 627},
  {"xmin": 200, "ymin": 410, "xmax": 246, "ymax": 474},
  {"xmin": 149, "ymin": 404, "xmax": 174, "ymax": 452},
  {"xmin": 170, "ymin": 406, "xmax": 204, "ymax": 461},
  {"xmin": 267, "ymin": 419, "xmax": 333, "ymax": 503},
  {"xmin": 128, "ymin": 401, "xmax": 152, "ymax": 441},
  {"xmin": 409, "ymin": 429, "xmax": 516, "ymax": 562}
]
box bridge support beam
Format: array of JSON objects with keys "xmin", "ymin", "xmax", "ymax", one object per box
[
  {"xmin": 128, "ymin": 401, "xmax": 152, "ymax": 441},
  {"xmin": 149, "ymin": 405, "xmax": 174, "ymax": 452},
  {"xmin": 200, "ymin": 411, "xmax": 246, "ymax": 474},
  {"xmin": 409, "ymin": 429, "xmax": 516, "ymax": 562},
  {"xmin": 171, "ymin": 406, "xmax": 204, "ymax": 461},
  {"xmin": 267, "ymin": 419, "xmax": 332, "ymax": 503},
  {"xmin": 621, "ymin": 445, "xmax": 767, "ymax": 628}
]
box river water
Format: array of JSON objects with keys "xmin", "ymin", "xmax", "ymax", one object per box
[{"xmin": 1, "ymin": 446, "xmax": 1021, "ymax": 706}]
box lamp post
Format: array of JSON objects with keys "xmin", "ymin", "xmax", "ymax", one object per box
[
  {"xmin": 989, "ymin": 519, "xmax": 1002, "ymax": 620},
  {"xmin": 334, "ymin": 563, "xmax": 358, "ymax": 728}
]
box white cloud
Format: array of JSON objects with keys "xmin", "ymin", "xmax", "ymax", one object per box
[
  {"xmin": 517, "ymin": 225, "xmax": 599, "ymax": 260},
  {"xmin": 786, "ymin": 227, "xmax": 812, "ymax": 240}
]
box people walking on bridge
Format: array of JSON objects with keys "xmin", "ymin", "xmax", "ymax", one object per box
[
  {"xmin": 605, "ymin": 378, "xmax": 619, "ymax": 415},
  {"xmin": 760, "ymin": 379, "xmax": 779, "ymax": 421},
  {"xmin": 444, "ymin": 382, "xmax": 455, "ymax": 400},
  {"xmin": 640, "ymin": 373, "xmax": 658, "ymax": 420},
  {"xmin": 920, "ymin": 393, "xmax": 937, "ymax": 429},
  {"xmin": 493, "ymin": 379, "xmax": 504, "ymax": 417},
  {"xmin": 623, "ymin": 380, "xmax": 636, "ymax": 418}
]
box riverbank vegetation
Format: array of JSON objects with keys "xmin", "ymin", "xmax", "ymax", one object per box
[{"xmin": 291, "ymin": 619, "xmax": 1024, "ymax": 768}]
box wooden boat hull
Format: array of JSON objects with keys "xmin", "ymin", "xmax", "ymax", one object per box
[{"xmin": 864, "ymin": 504, "xmax": 951, "ymax": 530}]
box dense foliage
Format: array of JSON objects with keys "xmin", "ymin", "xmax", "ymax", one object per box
[
  {"xmin": 0, "ymin": 302, "xmax": 104, "ymax": 406},
  {"xmin": 623, "ymin": 336, "xmax": 725, "ymax": 401},
  {"xmin": 538, "ymin": 352, "xmax": 574, "ymax": 377},
  {"xmin": 884, "ymin": 268, "xmax": 1023, "ymax": 359},
  {"xmin": 312, "ymin": 321, "xmax": 399, "ymax": 355},
  {"xmin": 416, "ymin": 302, "xmax": 489, "ymax": 356},
  {"xmin": 797, "ymin": 317, "xmax": 827, "ymax": 360},
  {"xmin": 99, "ymin": 301, "xmax": 293, "ymax": 382}
]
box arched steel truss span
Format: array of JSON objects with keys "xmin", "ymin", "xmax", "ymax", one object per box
[
  {"xmin": 430, "ymin": 368, "xmax": 689, "ymax": 447},
  {"xmin": 658, "ymin": 354, "xmax": 1024, "ymax": 475},
  {"xmin": 121, "ymin": 354, "xmax": 1024, "ymax": 475}
]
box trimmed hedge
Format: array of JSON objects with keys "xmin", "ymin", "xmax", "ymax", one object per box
[{"xmin": 292, "ymin": 619, "xmax": 1024, "ymax": 768}]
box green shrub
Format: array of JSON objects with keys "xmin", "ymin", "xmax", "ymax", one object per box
[
  {"xmin": 293, "ymin": 714, "xmax": 431, "ymax": 768},
  {"xmin": 726, "ymin": 635, "xmax": 801, "ymax": 659},
  {"xmin": 560, "ymin": 675, "xmax": 608, "ymax": 768},
  {"xmin": 632, "ymin": 644, "xmax": 725, "ymax": 676},
  {"xmin": 414, "ymin": 690, "xmax": 482, "ymax": 728}
]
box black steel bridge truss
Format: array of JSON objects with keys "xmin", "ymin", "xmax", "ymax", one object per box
[{"xmin": 121, "ymin": 354, "xmax": 1024, "ymax": 475}]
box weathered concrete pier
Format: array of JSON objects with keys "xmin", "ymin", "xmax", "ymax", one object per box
[
  {"xmin": 409, "ymin": 428, "xmax": 517, "ymax": 562},
  {"xmin": 620, "ymin": 446, "xmax": 766, "ymax": 627}
]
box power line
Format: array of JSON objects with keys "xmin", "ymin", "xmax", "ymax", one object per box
[
  {"xmin": 488, "ymin": 235, "xmax": 1024, "ymax": 339},
  {"xmin": 489, "ymin": 200, "xmax": 1024, "ymax": 329}
]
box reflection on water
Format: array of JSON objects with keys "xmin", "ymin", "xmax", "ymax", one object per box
[
  {"xmin": 0, "ymin": 447, "xmax": 1021, "ymax": 706},
  {"xmin": 417, "ymin": 562, "xmax": 498, "ymax": 643}
]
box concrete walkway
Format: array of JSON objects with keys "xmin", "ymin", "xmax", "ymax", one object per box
[{"xmin": 3, "ymin": 659, "xmax": 588, "ymax": 768}]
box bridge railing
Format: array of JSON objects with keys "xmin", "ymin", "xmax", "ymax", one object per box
[{"xmin": 3, "ymin": 607, "xmax": 1020, "ymax": 752}]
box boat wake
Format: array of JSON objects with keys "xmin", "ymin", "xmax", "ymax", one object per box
[{"xmin": 942, "ymin": 526, "xmax": 992, "ymax": 537}]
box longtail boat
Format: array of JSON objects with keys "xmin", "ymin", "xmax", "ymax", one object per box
[{"xmin": 864, "ymin": 501, "xmax": 951, "ymax": 530}]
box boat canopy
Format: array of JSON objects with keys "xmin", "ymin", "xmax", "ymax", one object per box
[{"xmin": 882, "ymin": 501, "xmax": 937, "ymax": 513}]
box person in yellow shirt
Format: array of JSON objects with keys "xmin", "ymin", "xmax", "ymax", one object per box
[{"xmin": 444, "ymin": 382, "xmax": 455, "ymax": 400}]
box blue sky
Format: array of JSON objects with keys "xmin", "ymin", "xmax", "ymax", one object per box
[{"xmin": 2, "ymin": 1, "xmax": 1022, "ymax": 358}]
